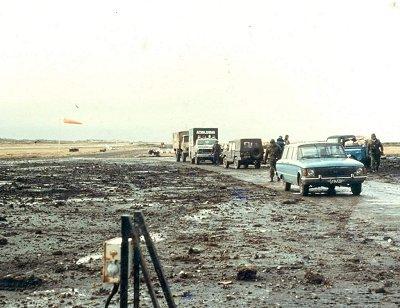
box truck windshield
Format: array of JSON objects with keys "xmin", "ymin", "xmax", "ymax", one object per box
[
  {"xmin": 298, "ymin": 144, "xmax": 346, "ymax": 159},
  {"xmin": 197, "ymin": 139, "xmax": 217, "ymax": 146}
]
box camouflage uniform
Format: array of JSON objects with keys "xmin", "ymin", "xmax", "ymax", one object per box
[
  {"xmin": 265, "ymin": 140, "xmax": 282, "ymax": 182},
  {"xmin": 212, "ymin": 142, "xmax": 222, "ymax": 165},
  {"xmin": 368, "ymin": 134, "xmax": 383, "ymax": 172}
]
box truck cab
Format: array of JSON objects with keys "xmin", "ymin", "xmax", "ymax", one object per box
[
  {"xmin": 326, "ymin": 135, "xmax": 371, "ymax": 167},
  {"xmin": 188, "ymin": 128, "xmax": 218, "ymax": 165}
]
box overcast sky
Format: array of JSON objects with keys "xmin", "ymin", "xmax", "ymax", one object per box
[{"xmin": 1, "ymin": 1, "xmax": 399, "ymax": 142}]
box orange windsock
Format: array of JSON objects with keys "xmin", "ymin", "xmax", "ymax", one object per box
[{"xmin": 63, "ymin": 118, "xmax": 83, "ymax": 125}]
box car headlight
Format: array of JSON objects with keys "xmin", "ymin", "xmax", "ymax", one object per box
[
  {"xmin": 355, "ymin": 167, "xmax": 365, "ymax": 175},
  {"xmin": 302, "ymin": 168, "xmax": 315, "ymax": 177}
]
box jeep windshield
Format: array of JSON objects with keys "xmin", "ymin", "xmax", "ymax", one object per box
[
  {"xmin": 242, "ymin": 140, "xmax": 261, "ymax": 149},
  {"xmin": 197, "ymin": 139, "xmax": 217, "ymax": 146},
  {"xmin": 298, "ymin": 144, "xmax": 346, "ymax": 159}
]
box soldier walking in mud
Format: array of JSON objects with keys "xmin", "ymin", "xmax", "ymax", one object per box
[
  {"xmin": 264, "ymin": 139, "xmax": 282, "ymax": 182},
  {"xmin": 368, "ymin": 133, "xmax": 384, "ymax": 172},
  {"xmin": 212, "ymin": 141, "xmax": 222, "ymax": 166}
]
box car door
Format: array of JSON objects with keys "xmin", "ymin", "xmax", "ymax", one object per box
[{"xmin": 286, "ymin": 146, "xmax": 300, "ymax": 184}]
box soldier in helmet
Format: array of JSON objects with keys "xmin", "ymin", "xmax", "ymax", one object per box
[
  {"xmin": 368, "ymin": 133, "xmax": 384, "ymax": 172},
  {"xmin": 276, "ymin": 136, "xmax": 285, "ymax": 154},
  {"xmin": 264, "ymin": 139, "xmax": 282, "ymax": 182},
  {"xmin": 212, "ymin": 140, "xmax": 222, "ymax": 166}
]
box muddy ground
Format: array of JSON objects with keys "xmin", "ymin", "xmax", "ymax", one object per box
[{"xmin": 0, "ymin": 152, "xmax": 400, "ymax": 307}]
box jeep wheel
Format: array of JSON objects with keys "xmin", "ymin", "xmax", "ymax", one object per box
[
  {"xmin": 234, "ymin": 158, "xmax": 240, "ymax": 169},
  {"xmin": 299, "ymin": 180, "xmax": 309, "ymax": 196},
  {"xmin": 351, "ymin": 183, "xmax": 362, "ymax": 196}
]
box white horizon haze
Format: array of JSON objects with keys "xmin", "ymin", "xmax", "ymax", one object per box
[{"xmin": 1, "ymin": 1, "xmax": 400, "ymax": 143}]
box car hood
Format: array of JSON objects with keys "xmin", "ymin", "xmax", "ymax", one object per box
[{"xmin": 294, "ymin": 158, "xmax": 364, "ymax": 168}]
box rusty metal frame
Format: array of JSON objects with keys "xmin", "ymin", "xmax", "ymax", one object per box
[{"xmin": 119, "ymin": 212, "xmax": 176, "ymax": 308}]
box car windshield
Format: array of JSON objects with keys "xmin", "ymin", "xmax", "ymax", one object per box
[
  {"xmin": 298, "ymin": 144, "xmax": 346, "ymax": 159},
  {"xmin": 197, "ymin": 139, "xmax": 217, "ymax": 146}
]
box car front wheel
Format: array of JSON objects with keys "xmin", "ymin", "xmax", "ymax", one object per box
[
  {"xmin": 299, "ymin": 180, "xmax": 309, "ymax": 196},
  {"xmin": 351, "ymin": 183, "xmax": 362, "ymax": 195},
  {"xmin": 234, "ymin": 158, "xmax": 240, "ymax": 169}
]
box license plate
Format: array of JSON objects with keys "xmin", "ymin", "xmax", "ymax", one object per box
[{"xmin": 329, "ymin": 179, "xmax": 344, "ymax": 184}]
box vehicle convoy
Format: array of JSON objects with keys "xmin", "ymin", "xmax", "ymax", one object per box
[
  {"xmin": 326, "ymin": 135, "xmax": 371, "ymax": 167},
  {"xmin": 172, "ymin": 131, "xmax": 189, "ymax": 162},
  {"xmin": 222, "ymin": 139, "xmax": 263, "ymax": 169},
  {"xmin": 188, "ymin": 128, "xmax": 218, "ymax": 165},
  {"xmin": 276, "ymin": 142, "xmax": 367, "ymax": 196}
]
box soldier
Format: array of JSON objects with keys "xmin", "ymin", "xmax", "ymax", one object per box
[
  {"xmin": 276, "ymin": 136, "xmax": 285, "ymax": 153},
  {"xmin": 212, "ymin": 141, "xmax": 222, "ymax": 166},
  {"xmin": 265, "ymin": 139, "xmax": 282, "ymax": 182},
  {"xmin": 368, "ymin": 133, "xmax": 384, "ymax": 172},
  {"xmin": 284, "ymin": 135, "xmax": 290, "ymax": 145}
]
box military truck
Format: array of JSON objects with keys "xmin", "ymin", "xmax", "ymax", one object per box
[
  {"xmin": 172, "ymin": 131, "xmax": 189, "ymax": 162},
  {"xmin": 188, "ymin": 128, "xmax": 218, "ymax": 165}
]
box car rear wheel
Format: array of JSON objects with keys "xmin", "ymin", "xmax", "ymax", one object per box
[
  {"xmin": 244, "ymin": 164, "xmax": 249, "ymax": 169},
  {"xmin": 284, "ymin": 181, "xmax": 291, "ymax": 191},
  {"xmin": 351, "ymin": 183, "xmax": 362, "ymax": 195},
  {"xmin": 254, "ymin": 162, "xmax": 261, "ymax": 169},
  {"xmin": 234, "ymin": 158, "xmax": 240, "ymax": 169}
]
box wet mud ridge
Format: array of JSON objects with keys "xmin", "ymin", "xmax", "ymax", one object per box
[{"xmin": 1, "ymin": 157, "xmax": 400, "ymax": 307}]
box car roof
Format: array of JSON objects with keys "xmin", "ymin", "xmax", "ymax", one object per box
[
  {"xmin": 287, "ymin": 142, "xmax": 342, "ymax": 147},
  {"xmin": 327, "ymin": 135, "xmax": 356, "ymax": 139}
]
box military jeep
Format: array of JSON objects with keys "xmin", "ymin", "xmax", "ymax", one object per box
[{"xmin": 222, "ymin": 139, "xmax": 263, "ymax": 169}]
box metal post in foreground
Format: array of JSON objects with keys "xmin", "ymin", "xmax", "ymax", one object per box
[
  {"xmin": 135, "ymin": 211, "xmax": 176, "ymax": 308},
  {"xmin": 132, "ymin": 221, "xmax": 141, "ymax": 308},
  {"xmin": 120, "ymin": 215, "xmax": 132, "ymax": 308}
]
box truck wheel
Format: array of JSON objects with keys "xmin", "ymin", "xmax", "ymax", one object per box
[
  {"xmin": 223, "ymin": 157, "xmax": 229, "ymax": 168},
  {"xmin": 351, "ymin": 183, "xmax": 362, "ymax": 195},
  {"xmin": 234, "ymin": 158, "xmax": 240, "ymax": 169}
]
